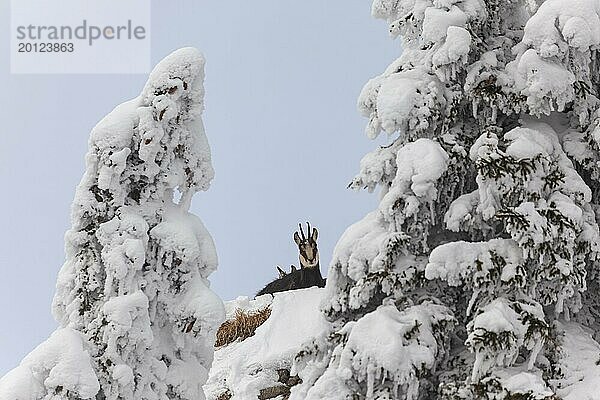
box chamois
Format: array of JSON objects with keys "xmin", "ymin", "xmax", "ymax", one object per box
[{"xmin": 257, "ymin": 222, "xmax": 326, "ymax": 296}]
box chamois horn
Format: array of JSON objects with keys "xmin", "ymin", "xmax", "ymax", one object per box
[{"xmin": 298, "ymin": 223, "xmax": 306, "ymax": 240}]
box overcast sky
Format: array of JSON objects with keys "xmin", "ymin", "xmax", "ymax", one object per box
[{"xmin": 0, "ymin": 1, "xmax": 397, "ymax": 375}]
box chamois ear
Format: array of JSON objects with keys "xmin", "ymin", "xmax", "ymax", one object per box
[
  {"xmin": 277, "ymin": 266, "xmax": 286, "ymax": 278},
  {"xmin": 312, "ymin": 227, "xmax": 318, "ymax": 242},
  {"xmin": 293, "ymin": 231, "xmax": 301, "ymax": 246},
  {"xmin": 291, "ymin": 265, "xmax": 297, "ymax": 272}
]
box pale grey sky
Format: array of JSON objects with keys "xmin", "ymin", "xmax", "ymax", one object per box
[{"xmin": 0, "ymin": 1, "xmax": 397, "ymax": 375}]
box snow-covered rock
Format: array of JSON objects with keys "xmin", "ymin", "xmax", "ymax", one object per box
[{"xmin": 204, "ymin": 287, "xmax": 327, "ymax": 400}]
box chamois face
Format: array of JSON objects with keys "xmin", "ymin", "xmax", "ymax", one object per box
[{"xmin": 294, "ymin": 223, "xmax": 319, "ymax": 269}]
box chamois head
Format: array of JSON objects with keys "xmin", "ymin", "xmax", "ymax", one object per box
[{"xmin": 294, "ymin": 222, "xmax": 319, "ymax": 269}]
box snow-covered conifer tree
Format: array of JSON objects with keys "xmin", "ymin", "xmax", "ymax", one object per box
[
  {"xmin": 0, "ymin": 48, "xmax": 224, "ymax": 400},
  {"xmin": 292, "ymin": 1, "xmax": 600, "ymax": 399}
]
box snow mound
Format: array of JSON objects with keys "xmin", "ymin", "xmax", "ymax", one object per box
[
  {"xmin": 0, "ymin": 328, "xmax": 99, "ymax": 400},
  {"xmin": 553, "ymin": 323, "xmax": 600, "ymax": 400},
  {"xmin": 223, "ymin": 294, "xmax": 273, "ymax": 320},
  {"xmin": 204, "ymin": 287, "xmax": 328, "ymax": 400}
]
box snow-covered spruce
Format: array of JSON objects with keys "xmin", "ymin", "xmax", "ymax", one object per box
[
  {"xmin": 292, "ymin": 1, "xmax": 600, "ymax": 399},
  {"xmin": 0, "ymin": 48, "xmax": 224, "ymax": 400}
]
